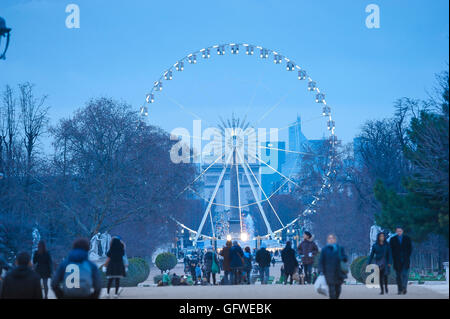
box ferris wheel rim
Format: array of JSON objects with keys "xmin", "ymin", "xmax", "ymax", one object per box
[{"xmin": 142, "ymin": 42, "xmax": 339, "ymax": 241}]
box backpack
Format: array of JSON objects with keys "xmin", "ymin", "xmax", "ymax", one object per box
[{"xmin": 62, "ymin": 260, "xmax": 94, "ymax": 298}]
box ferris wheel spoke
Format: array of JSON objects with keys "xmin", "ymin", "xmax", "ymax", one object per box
[
  {"xmin": 177, "ymin": 151, "xmax": 225, "ymax": 197},
  {"xmin": 258, "ymin": 145, "xmax": 324, "ymax": 157},
  {"xmin": 194, "ymin": 150, "xmax": 233, "ymax": 243},
  {"xmin": 240, "ymin": 152, "xmax": 285, "ymax": 228},
  {"xmin": 248, "ymin": 153, "xmax": 301, "ymax": 189},
  {"xmin": 236, "ymin": 150, "xmax": 274, "ymax": 236}
]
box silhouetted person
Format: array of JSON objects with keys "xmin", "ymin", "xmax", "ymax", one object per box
[
  {"xmin": 1, "ymin": 252, "xmax": 42, "ymax": 299},
  {"xmin": 255, "ymin": 243, "xmax": 271, "ymax": 284},
  {"xmin": 281, "ymin": 241, "xmax": 298, "ymax": 285},
  {"xmin": 298, "ymin": 231, "xmax": 319, "ymax": 284},
  {"xmin": 33, "ymin": 240, "xmax": 52, "ymax": 298},
  {"xmin": 389, "ymin": 227, "xmax": 412, "ymax": 295},
  {"xmin": 368, "ymin": 232, "xmax": 392, "ymax": 294},
  {"xmin": 318, "ymin": 234, "xmax": 348, "ymax": 299}
]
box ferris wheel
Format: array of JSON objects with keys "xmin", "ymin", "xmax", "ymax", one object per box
[{"xmin": 140, "ymin": 43, "xmax": 338, "ymax": 245}]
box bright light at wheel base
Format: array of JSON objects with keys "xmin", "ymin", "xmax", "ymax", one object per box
[
  {"xmin": 240, "ymin": 232, "xmax": 248, "ymax": 242},
  {"xmin": 226, "ymin": 234, "xmax": 232, "ymax": 241}
]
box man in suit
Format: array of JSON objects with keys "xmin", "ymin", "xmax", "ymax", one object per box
[{"xmin": 389, "ymin": 226, "xmax": 412, "ymax": 295}]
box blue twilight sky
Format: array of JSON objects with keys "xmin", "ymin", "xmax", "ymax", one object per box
[{"xmin": 0, "ymin": 0, "xmax": 448, "ymax": 151}]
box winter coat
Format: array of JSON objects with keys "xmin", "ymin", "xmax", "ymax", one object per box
[
  {"xmin": 33, "ymin": 251, "xmax": 52, "ymax": 279},
  {"xmin": 106, "ymin": 245, "xmax": 126, "ymax": 278},
  {"xmin": 243, "ymin": 252, "xmax": 252, "ymax": 272},
  {"xmin": 203, "ymin": 251, "xmax": 219, "ymax": 272},
  {"xmin": 281, "ymin": 247, "xmax": 298, "ymax": 275},
  {"xmin": 298, "ymin": 239, "xmax": 319, "ymax": 265},
  {"xmin": 389, "ymin": 235, "xmax": 412, "ymax": 272},
  {"xmin": 318, "ymin": 244, "xmax": 348, "ymax": 285},
  {"xmin": 51, "ymin": 249, "xmax": 102, "ymax": 299},
  {"xmin": 229, "ymin": 245, "xmax": 244, "ymax": 269},
  {"xmin": 220, "ymin": 246, "xmax": 231, "ymax": 271},
  {"xmin": 255, "ymin": 248, "xmax": 271, "ymax": 268},
  {"xmin": 368, "ymin": 242, "xmax": 392, "ymax": 272},
  {"xmin": 1, "ymin": 265, "xmax": 43, "ymax": 299}
]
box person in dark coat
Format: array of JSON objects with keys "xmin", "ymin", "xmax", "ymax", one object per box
[
  {"xmin": 255, "ymin": 243, "xmax": 271, "ymax": 284},
  {"xmin": 318, "ymin": 234, "xmax": 348, "ymax": 299},
  {"xmin": 1, "ymin": 251, "xmax": 42, "ymax": 299},
  {"xmin": 368, "ymin": 232, "xmax": 392, "ymax": 294},
  {"xmin": 51, "ymin": 238, "xmax": 102, "ymax": 299},
  {"xmin": 229, "ymin": 241, "xmax": 244, "ymax": 285},
  {"xmin": 298, "ymin": 231, "xmax": 319, "ymax": 284},
  {"xmin": 103, "ymin": 237, "xmax": 126, "ymax": 298},
  {"xmin": 243, "ymin": 246, "xmax": 253, "ymax": 284},
  {"xmin": 281, "ymin": 241, "xmax": 298, "ymax": 285},
  {"xmin": 32, "ymin": 240, "xmax": 52, "ymax": 298},
  {"xmin": 203, "ymin": 246, "xmax": 219, "ymax": 285},
  {"xmin": 389, "ymin": 227, "xmax": 412, "ymax": 295},
  {"xmin": 219, "ymin": 241, "xmax": 232, "ymax": 284}
]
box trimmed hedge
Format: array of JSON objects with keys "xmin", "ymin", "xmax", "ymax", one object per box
[
  {"xmin": 100, "ymin": 257, "xmax": 150, "ymax": 287},
  {"xmin": 350, "ymin": 256, "xmax": 396, "ymax": 284},
  {"xmin": 155, "ymin": 252, "xmax": 177, "ymax": 273}
]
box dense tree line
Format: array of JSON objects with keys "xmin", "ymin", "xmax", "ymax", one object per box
[{"xmin": 0, "ymin": 89, "xmax": 196, "ymax": 261}]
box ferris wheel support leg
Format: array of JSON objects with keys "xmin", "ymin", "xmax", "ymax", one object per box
[
  {"xmin": 237, "ymin": 151, "xmax": 274, "ymax": 237},
  {"xmin": 193, "ymin": 151, "xmax": 233, "ymax": 245}
]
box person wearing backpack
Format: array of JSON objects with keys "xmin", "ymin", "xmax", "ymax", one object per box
[
  {"xmin": 203, "ymin": 246, "xmax": 219, "ymax": 285},
  {"xmin": 32, "ymin": 240, "xmax": 52, "ymax": 299},
  {"xmin": 102, "ymin": 237, "xmax": 126, "ymax": 298},
  {"xmin": 318, "ymin": 234, "xmax": 348, "ymax": 299},
  {"xmin": 51, "ymin": 238, "xmax": 102, "ymax": 299}
]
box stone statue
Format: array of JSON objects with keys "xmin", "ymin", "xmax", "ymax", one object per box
[
  {"xmin": 32, "ymin": 227, "xmax": 41, "ymax": 254},
  {"xmin": 89, "ymin": 233, "xmax": 101, "ymax": 260},
  {"xmin": 369, "ymin": 223, "xmax": 382, "ymax": 251},
  {"xmin": 100, "ymin": 232, "xmax": 111, "ymax": 257}
]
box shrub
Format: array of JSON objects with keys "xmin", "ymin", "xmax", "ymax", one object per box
[
  {"xmin": 155, "ymin": 252, "xmax": 177, "ymax": 273},
  {"xmin": 100, "ymin": 257, "xmax": 150, "ymax": 287}
]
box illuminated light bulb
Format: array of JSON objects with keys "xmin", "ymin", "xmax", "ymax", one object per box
[{"xmin": 226, "ymin": 234, "xmax": 232, "ymax": 241}]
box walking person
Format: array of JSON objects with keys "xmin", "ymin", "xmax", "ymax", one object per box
[
  {"xmin": 229, "ymin": 241, "xmax": 244, "ymax": 285},
  {"xmin": 243, "ymin": 246, "xmax": 253, "ymax": 284},
  {"xmin": 51, "ymin": 238, "xmax": 102, "ymax": 299},
  {"xmin": 203, "ymin": 246, "xmax": 219, "ymax": 285},
  {"xmin": 102, "ymin": 237, "xmax": 126, "ymax": 298},
  {"xmin": 1, "ymin": 252, "xmax": 42, "ymax": 299},
  {"xmin": 367, "ymin": 232, "xmax": 392, "ymax": 295},
  {"xmin": 32, "ymin": 240, "xmax": 52, "ymax": 298},
  {"xmin": 389, "ymin": 226, "xmax": 412, "ymax": 295},
  {"xmin": 255, "ymin": 243, "xmax": 271, "ymax": 284},
  {"xmin": 219, "ymin": 241, "xmax": 232, "ymax": 284},
  {"xmin": 281, "ymin": 241, "xmax": 298, "ymax": 285},
  {"xmin": 318, "ymin": 234, "xmax": 348, "ymax": 299},
  {"xmin": 298, "ymin": 231, "xmax": 319, "ymax": 285}
]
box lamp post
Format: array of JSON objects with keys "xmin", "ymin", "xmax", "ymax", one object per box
[{"xmin": 0, "ymin": 16, "xmax": 12, "ymax": 60}]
